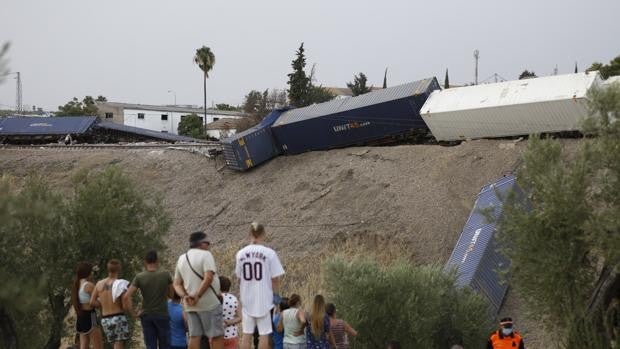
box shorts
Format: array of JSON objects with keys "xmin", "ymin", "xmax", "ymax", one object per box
[
  {"xmin": 101, "ymin": 313, "xmax": 130, "ymax": 343},
  {"xmin": 223, "ymin": 337, "xmax": 238, "ymax": 349},
  {"xmin": 76, "ymin": 309, "xmax": 97, "ymax": 334},
  {"xmin": 283, "ymin": 344, "xmax": 306, "ymax": 349},
  {"xmin": 242, "ymin": 310, "xmax": 272, "ymax": 335},
  {"xmin": 187, "ymin": 304, "xmax": 225, "ymax": 338}
]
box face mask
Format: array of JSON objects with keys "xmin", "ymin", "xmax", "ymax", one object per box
[{"xmin": 501, "ymin": 327, "xmax": 513, "ymax": 336}]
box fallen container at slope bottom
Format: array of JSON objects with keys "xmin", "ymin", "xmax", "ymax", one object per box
[
  {"xmin": 271, "ymin": 78, "xmax": 439, "ymax": 154},
  {"xmin": 444, "ymin": 175, "xmax": 524, "ymax": 314},
  {"xmin": 221, "ymin": 109, "xmax": 288, "ymax": 171}
]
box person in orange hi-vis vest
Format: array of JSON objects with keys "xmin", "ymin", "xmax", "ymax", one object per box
[{"xmin": 487, "ymin": 317, "xmax": 525, "ymax": 349}]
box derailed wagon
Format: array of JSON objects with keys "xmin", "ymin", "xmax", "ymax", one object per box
[
  {"xmin": 420, "ymin": 72, "xmax": 602, "ymax": 141},
  {"xmin": 445, "ymin": 175, "xmax": 525, "ymax": 314},
  {"xmin": 221, "ymin": 108, "xmax": 288, "ymax": 171},
  {"xmin": 271, "ymin": 77, "xmax": 440, "ymax": 154}
]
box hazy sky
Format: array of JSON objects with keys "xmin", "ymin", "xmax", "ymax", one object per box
[{"xmin": 1, "ymin": 0, "xmax": 619, "ymax": 111}]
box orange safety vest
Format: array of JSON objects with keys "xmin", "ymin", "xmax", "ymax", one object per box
[{"xmin": 489, "ymin": 330, "xmax": 524, "ymax": 349}]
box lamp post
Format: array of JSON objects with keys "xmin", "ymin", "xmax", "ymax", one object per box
[{"xmin": 167, "ymin": 90, "xmax": 176, "ymax": 106}]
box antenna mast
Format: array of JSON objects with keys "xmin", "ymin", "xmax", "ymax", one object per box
[{"xmin": 473, "ymin": 50, "xmax": 480, "ymax": 85}]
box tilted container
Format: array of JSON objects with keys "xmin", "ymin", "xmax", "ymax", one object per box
[
  {"xmin": 445, "ymin": 175, "xmax": 524, "ymax": 314},
  {"xmin": 420, "ymin": 72, "xmax": 602, "ymax": 141},
  {"xmin": 221, "ymin": 109, "xmax": 287, "ymax": 171},
  {"xmin": 271, "ymin": 78, "xmax": 440, "ymax": 154}
]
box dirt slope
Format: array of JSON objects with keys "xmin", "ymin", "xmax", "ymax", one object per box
[{"xmin": 0, "ymin": 139, "xmax": 562, "ymax": 348}]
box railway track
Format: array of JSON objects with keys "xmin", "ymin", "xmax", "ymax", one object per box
[{"xmin": 1, "ymin": 142, "xmax": 222, "ymax": 150}]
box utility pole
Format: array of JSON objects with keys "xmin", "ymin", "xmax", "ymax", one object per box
[
  {"xmin": 15, "ymin": 72, "xmax": 22, "ymax": 113},
  {"xmin": 473, "ymin": 50, "xmax": 479, "ymax": 85}
]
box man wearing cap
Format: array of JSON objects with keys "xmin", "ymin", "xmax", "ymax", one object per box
[
  {"xmin": 174, "ymin": 231, "xmax": 224, "ymax": 349},
  {"xmin": 487, "ymin": 317, "xmax": 525, "ymax": 349}
]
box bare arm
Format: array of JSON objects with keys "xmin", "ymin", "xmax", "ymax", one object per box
[
  {"xmin": 89, "ymin": 282, "xmax": 100, "ymax": 308},
  {"xmin": 167, "ymin": 283, "xmax": 175, "ymax": 299},
  {"xmin": 225, "ymin": 300, "xmax": 242, "ymax": 327},
  {"xmin": 344, "ymin": 321, "xmax": 358, "ymax": 337},
  {"xmin": 276, "ymin": 313, "xmax": 284, "ymax": 333},
  {"xmin": 193, "ymin": 270, "xmax": 215, "ymax": 299},
  {"xmin": 271, "ymin": 276, "xmax": 281, "ymax": 294},
  {"xmin": 123, "ymin": 285, "xmax": 139, "ymax": 318}
]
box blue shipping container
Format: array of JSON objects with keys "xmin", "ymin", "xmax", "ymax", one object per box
[
  {"xmin": 0, "ymin": 116, "xmax": 98, "ymax": 135},
  {"xmin": 271, "ymin": 78, "xmax": 439, "ymax": 154},
  {"xmin": 444, "ymin": 175, "xmax": 523, "ymax": 314},
  {"xmin": 221, "ymin": 109, "xmax": 288, "ymax": 171}
]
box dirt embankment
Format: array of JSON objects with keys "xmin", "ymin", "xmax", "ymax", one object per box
[{"xmin": 0, "ymin": 139, "xmax": 565, "ymax": 348}]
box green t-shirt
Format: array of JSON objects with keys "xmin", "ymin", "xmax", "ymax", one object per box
[{"xmin": 132, "ymin": 270, "xmax": 172, "ymax": 316}]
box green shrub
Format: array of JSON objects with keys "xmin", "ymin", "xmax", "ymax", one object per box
[{"xmin": 324, "ymin": 258, "xmax": 493, "ymax": 348}]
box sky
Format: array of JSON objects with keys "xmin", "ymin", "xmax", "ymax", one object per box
[{"xmin": 1, "ymin": 0, "xmax": 619, "ymax": 111}]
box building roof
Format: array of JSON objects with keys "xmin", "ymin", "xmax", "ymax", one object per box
[
  {"xmin": 98, "ymin": 102, "xmax": 246, "ymax": 117},
  {"xmin": 96, "ymin": 122, "xmax": 205, "ymax": 142},
  {"xmin": 273, "ymin": 78, "xmax": 438, "ymax": 126},
  {"xmin": 206, "ymin": 118, "xmax": 244, "ymax": 130},
  {"xmin": 0, "ymin": 116, "xmax": 98, "ymax": 135}
]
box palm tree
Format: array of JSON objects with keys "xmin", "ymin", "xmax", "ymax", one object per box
[{"xmin": 194, "ymin": 46, "xmax": 215, "ymax": 132}]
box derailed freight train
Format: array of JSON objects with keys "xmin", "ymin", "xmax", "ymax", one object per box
[
  {"xmin": 222, "ymin": 77, "xmax": 439, "ymax": 170},
  {"xmin": 222, "ymin": 71, "xmax": 601, "ymax": 171}
]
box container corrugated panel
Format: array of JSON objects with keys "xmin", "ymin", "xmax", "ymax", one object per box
[
  {"xmin": 271, "ymin": 78, "xmax": 439, "ymax": 154},
  {"xmin": 96, "ymin": 122, "xmax": 204, "ymax": 143},
  {"xmin": 0, "ymin": 116, "xmax": 98, "ymax": 135},
  {"xmin": 420, "ymin": 72, "xmax": 602, "ymax": 141},
  {"xmin": 221, "ymin": 109, "xmax": 287, "ymax": 171},
  {"xmin": 445, "ymin": 175, "xmax": 522, "ymax": 314}
]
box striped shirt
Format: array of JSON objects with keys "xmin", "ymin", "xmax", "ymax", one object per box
[{"xmin": 330, "ymin": 319, "xmax": 349, "ymax": 349}]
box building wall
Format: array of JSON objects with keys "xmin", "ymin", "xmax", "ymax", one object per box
[
  {"xmin": 96, "ymin": 104, "xmax": 125, "ymax": 124},
  {"xmin": 207, "ymin": 128, "xmax": 237, "ymax": 140},
  {"xmin": 123, "ymin": 108, "xmax": 242, "ymax": 135}
]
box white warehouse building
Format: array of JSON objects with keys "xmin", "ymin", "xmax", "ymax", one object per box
[{"xmin": 96, "ymin": 102, "xmax": 246, "ymax": 136}]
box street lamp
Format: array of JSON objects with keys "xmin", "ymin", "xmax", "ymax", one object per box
[{"xmin": 167, "ymin": 90, "xmax": 176, "ymax": 106}]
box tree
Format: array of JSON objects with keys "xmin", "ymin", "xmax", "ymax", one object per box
[
  {"xmin": 0, "ymin": 42, "xmax": 9, "ymax": 85},
  {"xmin": 497, "ymin": 84, "xmax": 620, "ymax": 348},
  {"xmin": 518, "ymin": 70, "xmax": 537, "ymax": 79},
  {"xmin": 96, "ymin": 95, "xmax": 107, "ymax": 102},
  {"xmin": 444, "ymin": 68, "xmax": 450, "ymax": 89},
  {"xmin": 215, "ymin": 103, "xmax": 239, "ymax": 111},
  {"xmin": 587, "ymin": 55, "xmax": 620, "ymax": 79},
  {"xmin": 287, "ymin": 43, "xmax": 311, "ymax": 107},
  {"xmin": 56, "ymin": 96, "xmax": 101, "ymax": 116},
  {"xmin": 383, "ymin": 67, "xmax": 388, "ymax": 89},
  {"xmin": 178, "ymin": 113, "xmax": 206, "ymax": 139},
  {"xmin": 0, "ymin": 167, "xmax": 170, "ymax": 348},
  {"xmin": 194, "ymin": 46, "xmax": 216, "ymax": 132},
  {"xmin": 325, "ymin": 258, "xmax": 493, "ymax": 348},
  {"xmin": 347, "ymin": 73, "xmax": 372, "ymax": 96}
]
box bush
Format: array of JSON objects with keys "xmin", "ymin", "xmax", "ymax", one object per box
[
  {"xmin": 0, "ymin": 166, "xmax": 170, "ymax": 349},
  {"xmin": 324, "ymin": 258, "xmax": 493, "ymax": 348}
]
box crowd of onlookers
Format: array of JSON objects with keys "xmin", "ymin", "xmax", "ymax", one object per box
[
  {"xmin": 71, "ymin": 222, "xmax": 522, "ymax": 349},
  {"xmin": 70, "ymin": 223, "xmax": 376, "ymax": 349}
]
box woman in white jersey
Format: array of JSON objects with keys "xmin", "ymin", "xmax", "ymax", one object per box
[
  {"xmin": 277, "ymin": 294, "xmax": 306, "ymax": 349},
  {"xmin": 235, "ymin": 222, "xmax": 285, "ymax": 349}
]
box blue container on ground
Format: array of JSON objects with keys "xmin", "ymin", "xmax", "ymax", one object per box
[
  {"xmin": 270, "ymin": 78, "xmax": 439, "ymax": 154},
  {"xmin": 444, "ymin": 175, "xmax": 524, "ymax": 314},
  {"xmin": 221, "ymin": 108, "xmax": 288, "ymax": 171}
]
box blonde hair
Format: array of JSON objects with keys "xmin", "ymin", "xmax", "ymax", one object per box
[
  {"xmin": 250, "ymin": 222, "xmax": 265, "ymax": 238},
  {"xmin": 310, "ymin": 294, "xmax": 327, "ymax": 340}
]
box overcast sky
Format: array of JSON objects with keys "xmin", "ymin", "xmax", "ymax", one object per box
[{"xmin": 1, "ymin": 0, "xmax": 619, "ymax": 111}]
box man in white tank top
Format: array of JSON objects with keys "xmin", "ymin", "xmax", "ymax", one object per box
[{"xmin": 235, "ymin": 222, "xmax": 285, "ymax": 349}]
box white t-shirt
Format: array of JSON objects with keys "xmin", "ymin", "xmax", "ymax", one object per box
[
  {"xmin": 174, "ymin": 248, "xmax": 221, "ymax": 312},
  {"xmin": 235, "ymin": 244, "xmax": 285, "ymax": 317},
  {"xmin": 222, "ymin": 293, "xmax": 239, "ymax": 339}
]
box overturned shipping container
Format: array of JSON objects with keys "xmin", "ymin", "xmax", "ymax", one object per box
[
  {"xmin": 445, "ymin": 175, "xmax": 524, "ymax": 314},
  {"xmin": 421, "ymin": 72, "xmax": 602, "ymax": 141},
  {"xmin": 221, "ymin": 109, "xmax": 288, "ymax": 171},
  {"xmin": 271, "ymin": 78, "xmax": 440, "ymax": 154}
]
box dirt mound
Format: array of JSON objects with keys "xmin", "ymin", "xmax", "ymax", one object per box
[{"xmin": 0, "ymin": 139, "xmax": 566, "ymax": 348}]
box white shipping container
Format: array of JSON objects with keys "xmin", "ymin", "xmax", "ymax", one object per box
[{"xmin": 420, "ymin": 72, "xmax": 602, "ymax": 141}]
